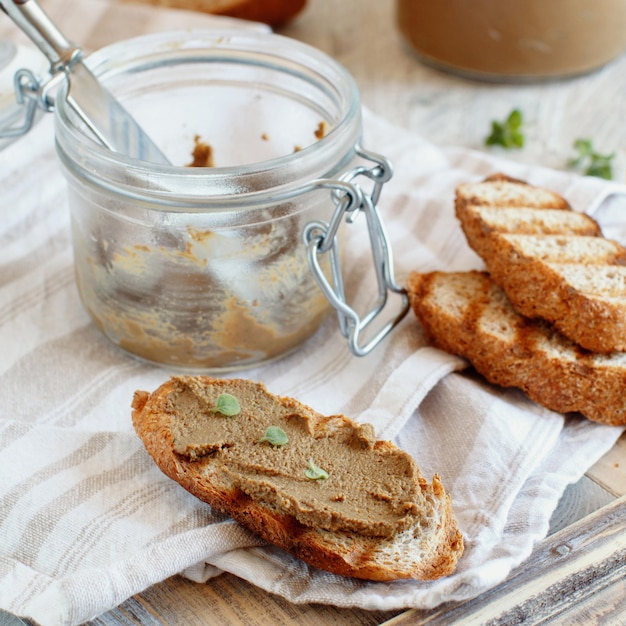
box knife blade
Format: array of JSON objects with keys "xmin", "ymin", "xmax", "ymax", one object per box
[{"xmin": 0, "ymin": 0, "xmax": 170, "ymax": 164}]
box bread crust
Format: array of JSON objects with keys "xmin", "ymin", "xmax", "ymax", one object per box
[
  {"xmin": 132, "ymin": 377, "xmax": 464, "ymax": 581},
  {"xmin": 456, "ymin": 174, "xmax": 626, "ymax": 353},
  {"xmin": 123, "ymin": 0, "xmax": 307, "ymax": 25},
  {"xmin": 408, "ymin": 270, "xmax": 626, "ymax": 426}
]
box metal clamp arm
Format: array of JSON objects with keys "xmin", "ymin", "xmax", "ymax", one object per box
[{"xmin": 303, "ymin": 149, "xmax": 409, "ymax": 357}]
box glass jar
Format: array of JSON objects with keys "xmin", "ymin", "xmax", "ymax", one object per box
[
  {"xmin": 53, "ymin": 30, "xmax": 405, "ymax": 371},
  {"xmin": 396, "ymin": 0, "xmax": 626, "ymax": 81}
]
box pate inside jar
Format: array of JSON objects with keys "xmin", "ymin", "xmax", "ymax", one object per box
[{"xmin": 54, "ymin": 30, "xmax": 364, "ymax": 371}]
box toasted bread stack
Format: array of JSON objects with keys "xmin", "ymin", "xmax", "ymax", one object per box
[
  {"xmin": 456, "ymin": 174, "xmax": 626, "ymax": 353},
  {"xmin": 408, "ymin": 174, "xmax": 626, "ymax": 426}
]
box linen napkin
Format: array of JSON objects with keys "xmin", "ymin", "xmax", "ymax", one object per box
[{"xmin": 0, "ymin": 96, "xmax": 624, "ymax": 626}]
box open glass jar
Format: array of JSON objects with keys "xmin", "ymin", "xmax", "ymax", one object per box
[{"xmin": 52, "ymin": 30, "xmax": 406, "ymax": 371}]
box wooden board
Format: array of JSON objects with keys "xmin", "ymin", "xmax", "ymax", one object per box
[{"xmin": 386, "ymin": 496, "xmax": 626, "ymax": 625}]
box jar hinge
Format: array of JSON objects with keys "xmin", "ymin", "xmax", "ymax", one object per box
[
  {"xmin": 0, "ymin": 0, "xmax": 86, "ymax": 140},
  {"xmin": 0, "ymin": 67, "xmax": 61, "ymax": 139},
  {"xmin": 303, "ymin": 144, "xmax": 409, "ymax": 357}
]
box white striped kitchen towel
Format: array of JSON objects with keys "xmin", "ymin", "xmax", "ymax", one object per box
[{"xmin": 0, "ymin": 94, "xmax": 624, "ymax": 626}]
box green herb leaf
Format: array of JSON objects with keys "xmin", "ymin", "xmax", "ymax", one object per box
[
  {"xmin": 568, "ymin": 138, "xmax": 614, "ymax": 180},
  {"xmin": 211, "ymin": 393, "xmax": 240, "ymax": 417},
  {"xmin": 305, "ymin": 459, "xmax": 329, "ymax": 481},
  {"xmin": 485, "ymin": 109, "xmax": 525, "ymax": 149},
  {"xmin": 259, "ymin": 426, "xmax": 288, "ymax": 447}
]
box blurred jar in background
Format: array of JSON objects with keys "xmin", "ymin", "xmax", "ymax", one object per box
[{"xmin": 396, "ymin": 0, "xmax": 626, "ymax": 81}]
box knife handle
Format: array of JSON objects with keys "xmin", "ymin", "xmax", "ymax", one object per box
[{"xmin": 0, "ymin": 0, "xmax": 81, "ymax": 71}]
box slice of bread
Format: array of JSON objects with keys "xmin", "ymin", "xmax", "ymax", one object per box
[
  {"xmin": 407, "ymin": 270, "xmax": 626, "ymax": 426},
  {"xmin": 132, "ymin": 376, "xmax": 464, "ymax": 581},
  {"xmin": 122, "ymin": 0, "xmax": 307, "ymax": 25},
  {"xmin": 455, "ymin": 173, "xmax": 572, "ymax": 210},
  {"xmin": 456, "ymin": 174, "xmax": 626, "ymax": 353}
]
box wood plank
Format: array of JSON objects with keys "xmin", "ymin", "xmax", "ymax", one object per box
[
  {"xmin": 586, "ymin": 431, "xmax": 626, "ymax": 497},
  {"xmin": 382, "ymin": 495, "xmax": 626, "ymax": 625},
  {"xmin": 88, "ymin": 573, "xmax": 401, "ymax": 626},
  {"xmin": 548, "ymin": 476, "xmax": 615, "ymax": 535},
  {"xmin": 543, "ymin": 581, "xmax": 626, "ymax": 626},
  {"xmin": 0, "ymin": 611, "xmax": 29, "ymax": 626}
]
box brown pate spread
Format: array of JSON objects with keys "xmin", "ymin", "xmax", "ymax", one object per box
[
  {"xmin": 167, "ymin": 376, "xmax": 424, "ymax": 539},
  {"xmin": 187, "ymin": 135, "xmax": 215, "ymax": 167}
]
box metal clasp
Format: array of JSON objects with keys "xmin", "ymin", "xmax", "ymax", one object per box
[
  {"xmin": 303, "ymin": 144, "xmax": 409, "ymax": 357},
  {"xmin": 0, "ymin": 0, "xmax": 84, "ymax": 141},
  {"xmin": 0, "ymin": 66, "xmax": 62, "ymax": 140}
]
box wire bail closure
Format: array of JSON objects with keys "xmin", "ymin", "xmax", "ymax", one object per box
[
  {"xmin": 303, "ymin": 144, "xmax": 409, "ymax": 357},
  {"xmin": 0, "ymin": 66, "xmax": 59, "ymax": 139},
  {"xmin": 0, "ymin": 0, "xmax": 92, "ymax": 141}
]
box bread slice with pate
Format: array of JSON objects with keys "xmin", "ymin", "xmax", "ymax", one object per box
[
  {"xmin": 407, "ymin": 270, "xmax": 626, "ymax": 426},
  {"xmin": 131, "ymin": 376, "xmax": 464, "ymax": 581},
  {"xmin": 455, "ymin": 173, "xmax": 626, "ymax": 353}
]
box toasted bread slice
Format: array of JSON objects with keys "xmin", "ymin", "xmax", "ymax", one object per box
[
  {"xmin": 407, "ymin": 270, "xmax": 626, "ymax": 426},
  {"xmin": 123, "ymin": 0, "xmax": 307, "ymax": 25},
  {"xmin": 456, "ymin": 174, "xmax": 626, "ymax": 353},
  {"xmin": 132, "ymin": 376, "xmax": 464, "ymax": 581},
  {"xmin": 455, "ymin": 173, "xmax": 571, "ymax": 210}
]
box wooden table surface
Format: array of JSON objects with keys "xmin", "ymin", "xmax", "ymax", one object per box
[{"xmin": 1, "ymin": 1, "xmax": 625, "ymax": 624}]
